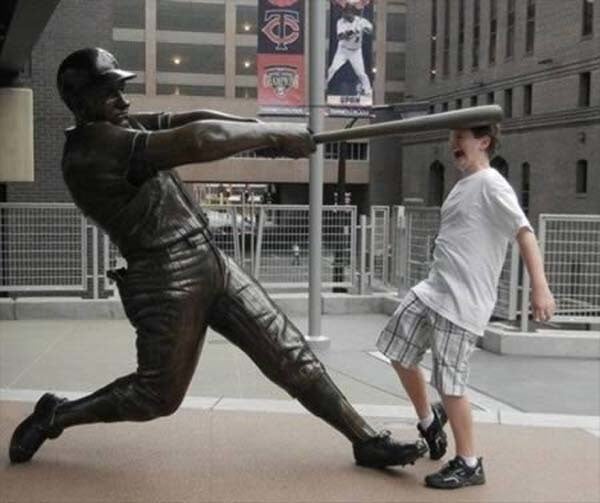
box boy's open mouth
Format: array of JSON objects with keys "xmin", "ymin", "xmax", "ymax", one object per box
[{"xmin": 453, "ymin": 149, "xmax": 465, "ymax": 159}]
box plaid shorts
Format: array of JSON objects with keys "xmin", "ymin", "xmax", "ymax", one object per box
[{"xmin": 376, "ymin": 290, "xmax": 478, "ymax": 396}]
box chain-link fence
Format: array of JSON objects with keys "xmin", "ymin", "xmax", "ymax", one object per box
[
  {"xmin": 2, "ymin": 203, "xmax": 597, "ymax": 325},
  {"xmin": 0, "ymin": 203, "xmax": 87, "ymax": 292},
  {"xmin": 253, "ymin": 205, "xmax": 356, "ymax": 288},
  {"xmin": 0, "ymin": 203, "xmax": 358, "ymax": 296},
  {"xmin": 538, "ymin": 214, "xmax": 600, "ymax": 322},
  {"xmin": 369, "ymin": 206, "xmax": 390, "ymax": 289}
]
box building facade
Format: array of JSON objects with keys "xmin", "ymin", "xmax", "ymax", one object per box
[
  {"xmin": 4, "ymin": 0, "xmax": 410, "ymax": 210},
  {"xmin": 396, "ymin": 0, "xmax": 599, "ymax": 225}
]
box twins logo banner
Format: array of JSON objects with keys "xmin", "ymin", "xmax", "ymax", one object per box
[
  {"xmin": 327, "ymin": 0, "xmax": 375, "ymax": 110},
  {"xmin": 257, "ymin": 0, "xmax": 306, "ymax": 116}
]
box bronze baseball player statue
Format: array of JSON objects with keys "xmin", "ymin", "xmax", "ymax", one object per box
[{"xmin": 9, "ymin": 48, "xmax": 426, "ymax": 468}]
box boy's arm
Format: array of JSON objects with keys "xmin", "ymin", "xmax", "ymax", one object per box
[{"xmin": 516, "ymin": 227, "xmax": 556, "ymax": 322}]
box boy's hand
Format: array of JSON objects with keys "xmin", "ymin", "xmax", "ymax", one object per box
[{"xmin": 531, "ymin": 285, "xmax": 556, "ymax": 322}]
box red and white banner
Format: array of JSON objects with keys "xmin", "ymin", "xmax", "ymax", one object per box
[{"xmin": 257, "ymin": 0, "xmax": 306, "ymax": 115}]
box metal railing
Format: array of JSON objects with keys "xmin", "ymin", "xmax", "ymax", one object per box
[
  {"xmin": 2, "ymin": 202, "xmax": 598, "ymax": 327},
  {"xmin": 0, "ymin": 204, "xmax": 87, "ymax": 292},
  {"xmin": 253, "ymin": 205, "xmax": 356, "ymax": 289},
  {"xmin": 536, "ymin": 214, "xmax": 600, "ymax": 323},
  {"xmin": 369, "ymin": 205, "xmax": 390, "ymax": 288},
  {"xmin": 0, "ymin": 203, "xmax": 358, "ymax": 296}
]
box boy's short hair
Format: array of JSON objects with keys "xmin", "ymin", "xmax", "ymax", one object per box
[{"xmin": 470, "ymin": 124, "xmax": 500, "ymax": 156}]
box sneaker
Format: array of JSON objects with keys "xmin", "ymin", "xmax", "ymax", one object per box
[
  {"xmin": 417, "ymin": 402, "xmax": 448, "ymax": 460},
  {"xmin": 353, "ymin": 430, "xmax": 428, "ymax": 469},
  {"xmin": 425, "ymin": 456, "xmax": 486, "ymax": 489},
  {"xmin": 9, "ymin": 393, "xmax": 66, "ymax": 463}
]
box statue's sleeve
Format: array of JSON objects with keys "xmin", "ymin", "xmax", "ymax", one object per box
[{"xmin": 128, "ymin": 112, "xmax": 172, "ymax": 131}]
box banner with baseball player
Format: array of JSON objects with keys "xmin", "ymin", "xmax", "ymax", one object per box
[
  {"xmin": 327, "ymin": 0, "xmax": 375, "ymax": 109},
  {"xmin": 257, "ymin": 0, "xmax": 306, "ymax": 116}
]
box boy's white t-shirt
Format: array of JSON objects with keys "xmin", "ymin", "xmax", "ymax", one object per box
[{"xmin": 412, "ymin": 167, "xmax": 533, "ymax": 335}]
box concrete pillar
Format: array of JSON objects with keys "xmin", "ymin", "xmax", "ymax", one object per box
[
  {"xmin": 145, "ymin": 0, "xmax": 157, "ymax": 96},
  {"xmin": 225, "ymin": 1, "xmax": 236, "ymax": 99}
]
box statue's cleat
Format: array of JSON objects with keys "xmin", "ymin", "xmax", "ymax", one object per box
[
  {"xmin": 9, "ymin": 393, "xmax": 66, "ymax": 463},
  {"xmin": 353, "ymin": 430, "xmax": 428, "ymax": 468}
]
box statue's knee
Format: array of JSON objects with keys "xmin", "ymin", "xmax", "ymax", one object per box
[
  {"xmin": 281, "ymin": 361, "xmax": 325, "ymax": 396},
  {"xmin": 134, "ymin": 379, "xmax": 186, "ymax": 418}
]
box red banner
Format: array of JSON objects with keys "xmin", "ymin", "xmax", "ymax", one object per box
[{"xmin": 257, "ymin": 0, "xmax": 306, "ymax": 115}]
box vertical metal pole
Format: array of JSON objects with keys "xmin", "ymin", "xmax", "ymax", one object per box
[
  {"xmin": 253, "ymin": 207, "xmax": 265, "ymax": 279},
  {"xmin": 359, "ymin": 214, "xmax": 368, "ymax": 295},
  {"xmin": 92, "ymin": 225, "xmax": 99, "ymax": 300},
  {"xmin": 307, "ymin": 0, "xmax": 329, "ymax": 348},
  {"xmin": 520, "ymin": 267, "xmax": 530, "ymax": 332}
]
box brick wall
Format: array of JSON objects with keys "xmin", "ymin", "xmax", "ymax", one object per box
[{"xmin": 6, "ymin": 0, "xmax": 113, "ymax": 202}]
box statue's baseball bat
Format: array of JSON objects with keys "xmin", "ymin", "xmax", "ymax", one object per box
[{"xmin": 312, "ymin": 105, "xmax": 503, "ymax": 144}]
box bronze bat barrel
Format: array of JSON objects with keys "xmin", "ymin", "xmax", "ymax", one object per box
[{"xmin": 312, "ymin": 105, "xmax": 503, "ymax": 144}]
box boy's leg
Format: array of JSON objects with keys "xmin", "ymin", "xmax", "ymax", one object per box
[
  {"xmin": 391, "ymin": 362, "xmax": 430, "ymax": 420},
  {"xmin": 377, "ymin": 291, "xmax": 447, "ymax": 459},
  {"xmin": 442, "ymin": 394, "xmax": 475, "ymax": 457},
  {"xmin": 426, "ymin": 313, "xmax": 484, "ymax": 489}
]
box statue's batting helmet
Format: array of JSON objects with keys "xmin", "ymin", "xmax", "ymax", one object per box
[{"xmin": 57, "ymin": 48, "xmax": 135, "ymax": 109}]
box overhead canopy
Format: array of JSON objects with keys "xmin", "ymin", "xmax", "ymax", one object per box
[{"xmin": 0, "ymin": 0, "xmax": 61, "ymax": 81}]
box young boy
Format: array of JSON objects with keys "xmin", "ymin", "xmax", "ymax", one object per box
[{"xmin": 377, "ymin": 125, "xmax": 556, "ymax": 489}]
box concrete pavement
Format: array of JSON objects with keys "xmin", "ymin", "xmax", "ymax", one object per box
[{"xmin": 1, "ymin": 314, "xmax": 599, "ymax": 502}]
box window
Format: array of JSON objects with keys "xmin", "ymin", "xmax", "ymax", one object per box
[
  {"xmin": 579, "ymin": 72, "xmax": 591, "ymax": 106},
  {"xmin": 428, "ymin": 104, "xmax": 436, "ymax": 114},
  {"xmin": 236, "ymin": 5, "xmax": 258, "ymax": 35},
  {"xmin": 489, "ymin": 0, "xmax": 498, "ymax": 65},
  {"xmin": 487, "ymin": 91, "xmax": 495, "ymax": 104},
  {"xmin": 583, "ymin": 0, "xmax": 594, "ymax": 36},
  {"xmin": 324, "ymin": 142, "xmax": 369, "ymax": 161},
  {"xmin": 504, "ymin": 88, "xmax": 513, "ymax": 118},
  {"xmin": 576, "ymin": 160, "xmax": 588, "ymax": 194},
  {"xmin": 430, "ymin": 0, "xmax": 438, "ymax": 79},
  {"xmin": 384, "ymin": 92, "xmax": 405, "ymax": 103},
  {"xmin": 525, "ymin": 0, "xmax": 536, "ymax": 54},
  {"xmin": 524, "ymin": 84, "xmax": 533, "ymax": 115},
  {"xmin": 124, "ymin": 83, "xmax": 146, "ymax": 95},
  {"xmin": 506, "ymin": 0, "xmax": 515, "ymax": 59},
  {"xmin": 442, "ymin": 101, "xmax": 449, "ymax": 111},
  {"xmin": 429, "ymin": 161, "xmax": 446, "ymax": 206},
  {"xmin": 521, "ymin": 163, "xmax": 530, "ymax": 215},
  {"xmin": 386, "ymin": 12, "xmax": 407, "ymax": 42},
  {"xmin": 472, "ymin": 0, "xmax": 480, "ymax": 69},
  {"xmin": 443, "ymin": 0, "xmax": 450, "ymax": 76},
  {"xmin": 157, "ymin": 1, "xmax": 225, "ymax": 33},
  {"xmin": 236, "ymin": 46, "xmax": 256, "ymax": 75},
  {"xmin": 492, "ymin": 156, "xmax": 509, "ymax": 179},
  {"xmin": 156, "ymin": 84, "xmax": 225, "ymax": 97},
  {"xmin": 235, "ymin": 87, "xmax": 257, "ymax": 99},
  {"xmin": 157, "ymin": 43, "xmax": 225, "ymax": 74},
  {"xmin": 455, "ymin": 98, "xmax": 462, "ymax": 109},
  {"xmin": 471, "ymin": 95, "xmax": 478, "ymax": 106},
  {"xmin": 458, "ymin": 0, "xmax": 465, "ymax": 72},
  {"xmin": 386, "ymin": 52, "xmax": 406, "ymax": 80}
]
